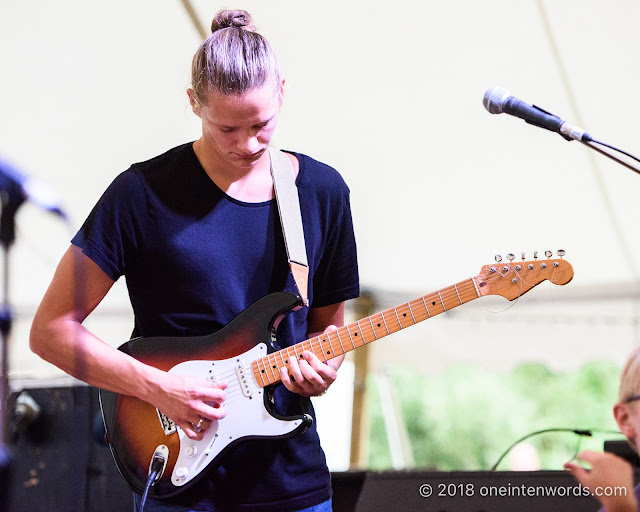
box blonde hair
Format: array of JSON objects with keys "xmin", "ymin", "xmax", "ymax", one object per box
[
  {"xmin": 190, "ymin": 9, "xmax": 280, "ymax": 104},
  {"xmin": 619, "ymin": 347, "xmax": 640, "ymax": 403}
]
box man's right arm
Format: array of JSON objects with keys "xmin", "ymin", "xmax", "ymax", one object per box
[{"xmin": 29, "ymin": 245, "xmax": 226, "ymax": 439}]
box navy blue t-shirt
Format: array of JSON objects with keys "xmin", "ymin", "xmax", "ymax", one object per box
[{"xmin": 72, "ymin": 143, "xmax": 359, "ymax": 511}]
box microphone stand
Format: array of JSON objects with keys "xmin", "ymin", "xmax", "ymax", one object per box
[
  {"xmin": 580, "ymin": 140, "xmax": 640, "ymax": 176},
  {"xmin": 0, "ymin": 186, "xmax": 25, "ymax": 512}
]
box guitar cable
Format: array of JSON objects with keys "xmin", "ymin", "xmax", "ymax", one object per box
[{"xmin": 139, "ymin": 446, "xmax": 169, "ymax": 512}]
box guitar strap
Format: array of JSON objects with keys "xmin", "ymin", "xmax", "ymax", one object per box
[{"xmin": 269, "ymin": 147, "xmax": 309, "ymax": 307}]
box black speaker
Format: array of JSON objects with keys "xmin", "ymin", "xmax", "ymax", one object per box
[{"xmin": 7, "ymin": 385, "xmax": 131, "ymax": 512}]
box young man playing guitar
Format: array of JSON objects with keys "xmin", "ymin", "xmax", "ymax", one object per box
[{"xmin": 30, "ymin": 9, "xmax": 359, "ymax": 512}]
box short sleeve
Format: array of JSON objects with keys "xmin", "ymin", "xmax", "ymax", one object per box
[
  {"xmin": 299, "ymin": 157, "xmax": 359, "ymax": 308},
  {"xmin": 71, "ymin": 169, "xmax": 148, "ymax": 281}
]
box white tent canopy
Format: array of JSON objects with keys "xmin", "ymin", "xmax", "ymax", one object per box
[{"xmin": 1, "ymin": 0, "xmax": 639, "ymax": 380}]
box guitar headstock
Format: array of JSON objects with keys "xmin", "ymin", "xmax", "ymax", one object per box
[{"xmin": 475, "ymin": 251, "xmax": 574, "ymax": 301}]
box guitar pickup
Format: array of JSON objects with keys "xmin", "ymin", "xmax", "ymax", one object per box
[{"xmin": 235, "ymin": 364, "xmax": 253, "ymax": 397}]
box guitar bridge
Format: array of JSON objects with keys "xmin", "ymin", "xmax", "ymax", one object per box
[{"xmin": 157, "ymin": 410, "xmax": 177, "ymax": 435}]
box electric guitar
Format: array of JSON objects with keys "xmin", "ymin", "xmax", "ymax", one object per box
[{"xmin": 100, "ymin": 254, "xmax": 574, "ymax": 498}]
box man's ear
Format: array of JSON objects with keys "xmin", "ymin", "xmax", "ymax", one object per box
[
  {"xmin": 187, "ymin": 88, "xmax": 201, "ymax": 117},
  {"xmin": 614, "ymin": 402, "xmax": 637, "ymax": 440}
]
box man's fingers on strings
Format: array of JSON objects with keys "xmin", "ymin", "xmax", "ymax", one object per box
[
  {"xmin": 301, "ymin": 363, "xmax": 325, "ymax": 389},
  {"xmin": 280, "ymin": 366, "xmax": 298, "ymax": 392}
]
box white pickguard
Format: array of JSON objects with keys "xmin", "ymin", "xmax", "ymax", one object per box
[{"xmin": 166, "ymin": 343, "xmax": 304, "ymax": 487}]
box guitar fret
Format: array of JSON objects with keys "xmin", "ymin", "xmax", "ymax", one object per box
[
  {"xmin": 357, "ymin": 320, "xmax": 368, "ymax": 344},
  {"xmin": 471, "ymin": 277, "xmax": 481, "ymax": 297},
  {"xmin": 380, "ymin": 312, "xmax": 390, "ymax": 334},
  {"xmin": 258, "ymin": 358, "xmax": 271, "ymax": 385},
  {"xmin": 320, "ymin": 335, "xmax": 333, "ymax": 360},
  {"xmin": 407, "ymin": 303, "xmax": 417, "ymax": 324},
  {"xmin": 317, "ymin": 335, "xmax": 327, "ymax": 360},
  {"xmin": 437, "ymin": 290, "xmax": 447, "ymax": 311},
  {"xmin": 309, "ymin": 338, "xmax": 321, "ymax": 359},
  {"xmin": 327, "ymin": 331, "xmax": 337, "ymax": 357},
  {"xmin": 278, "ymin": 350, "xmax": 287, "ymax": 370},
  {"xmin": 344, "ymin": 327, "xmax": 356, "ymax": 349},
  {"xmin": 268, "ymin": 354, "xmax": 279, "ymax": 383},
  {"xmin": 393, "ymin": 307, "xmax": 403, "ymax": 329},
  {"xmin": 454, "ymin": 284, "xmax": 463, "ymax": 305},
  {"xmin": 367, "ymin": 317, "xmax": 378, "ymax": 340},
  {"xmin": 254, "ymin": 361, "xmax": 266, "ymax": 387},
  {"xmin": 422, "ymin": 297, "xmax": 431, "ymax": 317},
  {"xmin": 311, "ymin": 336, "xmax": 323, "ymax": 360},
  {"xmin": 335, "ymin": 329, "xmax": 346, "ymax": 354}
]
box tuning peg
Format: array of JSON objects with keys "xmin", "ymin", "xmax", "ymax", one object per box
[
  {"xmin": 521, "ymin": 252, "xmax": 526, "ymax": 261},
  {"xmin": 545, "ymin": 250, "xmax": 553, "ymax": 258},
  {"xmin": 506, "ymin": 253, "xmax": 515, "ymax": 262},
  {"xmin": 495, "ymin": 255, "xmax": 502, "ymax": 263},
  {"xmin": 533, "ymin": 251, "xmax": 538, "ymax": 260},
  {"xmin": 557, "ymin": 249, "xmax": 566, "ymax": 259}
]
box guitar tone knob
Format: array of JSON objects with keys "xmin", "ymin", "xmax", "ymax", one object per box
[
  {"xmin": 175, "ymin": 466, "xmax": 190, "ymax": 482},
  {"xmin": 184, "ymin": 445, "xmax": 198, "ymax": 458}
]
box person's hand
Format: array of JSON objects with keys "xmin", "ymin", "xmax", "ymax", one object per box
[
  {"xmin": 280, "ymin": 325, "xmax": 340, "ymax": 397},
  {"xmin": 149, "ymin": 372, "xmax": 227, "ymax": 440},
  {"xmin": 565, "ymin": 450, "xmax": 637, "ymax": 512}
]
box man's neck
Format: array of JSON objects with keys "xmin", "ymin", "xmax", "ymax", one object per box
[{"xmin": 193, "ymin": 140, "xmax": 274, "ymax": 202}]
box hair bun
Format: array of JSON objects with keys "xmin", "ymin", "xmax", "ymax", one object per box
[{"xmin": 211, "ymin": 9, "xmax": 256, "ymax": 33}]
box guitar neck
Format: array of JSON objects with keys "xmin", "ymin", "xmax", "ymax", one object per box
[{"xmin": 251, "ymin": 277, "xmax": 481, "ymax": 387}]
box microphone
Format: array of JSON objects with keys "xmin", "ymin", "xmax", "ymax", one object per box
[
  {"xmin": 483, "ymin": 86, "xmax": 592, "ymax": 142},
  {"xmin": 0, "ymin": 156, "xmax": 66, "ymax": 218}
]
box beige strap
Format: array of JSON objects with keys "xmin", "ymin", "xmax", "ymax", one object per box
[{"xmin": 269, "ymin": 148, "xmax": 309, "ymax": 306}]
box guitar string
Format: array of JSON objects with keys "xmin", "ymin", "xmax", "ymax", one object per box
[
  {"xmin": 245, "ymin": 262, "xmax": 566, "ymax": 385},
  {"xmin": 202, "ymin": 271, "xmax": 506, "ymax": 402},
  {"xmin": 195, "ymin": 263, "xmax": 565, "ymax": 388},
  {"xmin": 205, "ymin": 266, "xmax": 534, "ymax": 386}
]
